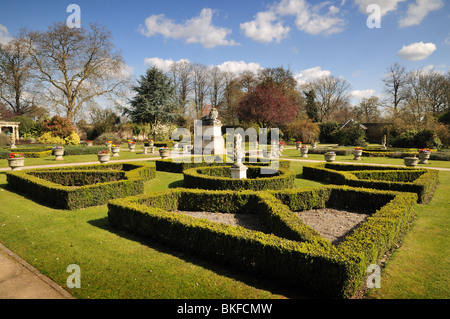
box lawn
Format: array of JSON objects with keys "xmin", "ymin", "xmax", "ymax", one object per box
[{"xmin": 0, "ymin": 151, "xmax": 448, "ymax": 299}]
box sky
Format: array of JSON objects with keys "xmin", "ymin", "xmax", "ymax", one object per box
[{"xmin": 0, "ymin": 0, "xmax": 449, "ymax": 105}]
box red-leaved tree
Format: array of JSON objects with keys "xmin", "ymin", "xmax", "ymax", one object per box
[{"xmin": 236, "ymin": 82, "xmax": 299, "ymax": 128}]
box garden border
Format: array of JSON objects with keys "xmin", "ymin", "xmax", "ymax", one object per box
[
  {"xmin": 302, "ymin": 162, "xmax": 439, "ymax": 203},
  {"xmin": 107, "ymin": 186, "xmax": 417, "ymax": 298},
  {"xmin": 5, "ymin": 162, "xmax": 156, "ymax": 210}
]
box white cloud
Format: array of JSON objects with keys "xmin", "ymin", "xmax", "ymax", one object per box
[
  {"xmin": 144, "ymin": 57, "xmax": 191, "ymax": 73},
  {"xmin": 397, "ymin": 41, "xmax": 437, "ymax": 61},
  {"xmin": 294, "ymin": 66, "xmax": 331, "ymax": 86},
  {"xmin": 240, "ymin": 11, "xmax": 290, "ymax": 43},
  {"xmin": 216, "ymin": 61, "xmax": 262, "ymax": 74},
  {"xmin": 353, "ymin": 0, "xmax": 407, "ymax": 16},
  {"xmin": 0, "ymin": 24, "xmax": 13, "ymax": 44},
  {"xmin": 140, "ymin": 8, "xmax": 239, "ymax": 48},
  {"xmin": 399, "ymin": 0, "xmax": 444, "ymax": 27},
  {"xmin": 241, "ymin": 0, "xmax": 346, "ymax": 43},
  {"xmin": 351, "ymin": 89, "xmax": 375, "ymax": 100}
]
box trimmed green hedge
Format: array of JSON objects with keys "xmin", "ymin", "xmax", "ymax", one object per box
[
  {"xmin": 155, "ymin": 155, "xmax": 290, "ymax": 173},
  {"xmin": 0, "ymin": 147, "xmax": 53, "ymax": 159},
  {"xmin": 183, "ymin": 165, "xmax": 296, "ymax": 191},
  {"xmin": 6, "ymin": 162, "xmax": 156, "ymax": 210},
  {"xmin": 107, "ymin": 186, "xmax": 418, "ymax": 298},
  {"xmin": 302, "ymin": 163, "xmax": 439, "ymax": 203}
]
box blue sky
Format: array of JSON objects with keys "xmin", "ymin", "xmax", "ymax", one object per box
[{"xmin": 1, "ymin": 0, "xmax": 449, "ymax": 104}]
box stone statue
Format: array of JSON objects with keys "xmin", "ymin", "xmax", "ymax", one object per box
[
  {"xmin": 201, "ymin": 107, "xmax": 221, "ymax": 126},
  {"xmin": 233, "ymin": 133, "xmax": 244, "ymax": 167}
]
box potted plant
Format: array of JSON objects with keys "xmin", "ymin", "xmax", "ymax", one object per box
[
  {"xmin": 111, "ymin": 144, "xmax": 120, "ymax": 157},
  {"xmin": 279, "ymin": 141, "xmax": 285, "ymax": 151},
  {"xmin": 105, "ymin": 140, "xmax": 112, "ymax": 148},
  {"xmin": 418, "ymin": 148, "xmax": 430, "ymax": 164},
  {"xmin": 86, "ymin": 140, "xmax": 93, "ymax": 147},
  {"xmin": 159, "ymin": 146, "xmax": 170, "ymax": 159},
  {"xmin": 144, "ymin": 139, "xmax": 154, "ymax": 147},
  {"xmin": 324, "ymin": 151, "xmax": 336, "ymax": 162},
  {"xmin": 353, "ymin": 147, "xmax": 363, "ymax": 160},
  {"xmin": 300, "ymin": 144, "xmax": 308, "ymax": 157},
  {"xmin": 128, "ymin": 140, "xmax": 136, "ymax": 152},
  {"xmin": 296, "ymin": 141, "xmax": 302, "ymax": 150},
  {"xmin": 53, "ymin": 145, "xmax": 65, "ymax": 161},
  {"xmin": 97, "ymin": 150, "xmax": 110, "ymax": 164},
  {"xmin": 311, "ymin": 140, "xmax": 317, "ymax": 148},
  {"xmin": 7, "ymin": 152, "xmax": 25, "ymax": 171},
  {"xmin": 404, "ymin": 156, "xmax": 419, "ymax": 167}
]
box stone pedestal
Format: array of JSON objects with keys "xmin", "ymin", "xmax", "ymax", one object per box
[
  {"xmin": 230, "ymin": 165, "xmax": 248, "ymax": 179},
  {"xmin": 194, "ymin": 108, "xmax": 226, "ymax": 156}
]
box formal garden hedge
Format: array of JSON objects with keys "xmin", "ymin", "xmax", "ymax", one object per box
[
  {"xmin": 302, "ymin": 163, "xmax": 439, "ymax": 203},
  {"xmin": 0, "ymin": 147, "xmax": 53, "ymax": 159},
  {"xmin": 6, "ymin": 162, "xmax": 155, "ymax": 210},
  {"xmin": 107, "ymin": 186, "xmax": 418, "ymax": 298},
  {"xmin": 155, "ymin": 155, "xmax": 290, "ymax": 173},
  {"xmin": 182, "ymin": 165, "xmax": 296, "ymax": 191}
]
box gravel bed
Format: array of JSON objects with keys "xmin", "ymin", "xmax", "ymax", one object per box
[{"xmin": 172, "ymin": 208, "xmax": 370, "ymax": 245}]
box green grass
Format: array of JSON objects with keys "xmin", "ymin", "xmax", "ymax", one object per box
[{"xmin": 0, "ymin": 150, "xmax": 448, "ymax": 299}]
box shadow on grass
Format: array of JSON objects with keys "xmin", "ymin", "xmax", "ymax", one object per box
[{"xmin": 87, "ymin": 215, "xmax": 317, "ymax": 299}]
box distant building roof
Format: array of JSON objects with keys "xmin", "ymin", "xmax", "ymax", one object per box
[{"xmin": 340, "ymin": 119, "xmax": 367, "ymax": 130}]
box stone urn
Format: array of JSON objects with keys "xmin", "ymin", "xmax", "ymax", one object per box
[
  {"xmin": 300, "ymin": 146, "xmax": 308, "ymax": 158},
  {"xmin": 54, "ymin": 148, "xmax": 64, "ymax": 161},
  {"xmin": 353, "ymin": 149, "xmax": 363, "ymax": 160},
  {"xmin": 111, "ymin": 146, "xmax": 120, "ymax": 157},
  {"xmin": 324, "ymin": 152, "xmax": 336, "ymax": 162},
  {"xmin": 159, "ymin": 148, "xmax": 170, "ymax": 159},
  {"xmin": 128, "ymin": 143, "xmax": 136, "ymax": 152},
  {"xmin": 7, "ymin": 157, "xmax": 25, "ymax": 171},
  {"xmin": 418, "ymin": 151, "xmax": 430, "ymax": 164},
  {"xmin": 105, "ymin": 141, "xmax": 112, "ymax": 148},
  {"xmin": 97, "ymin": 152, "xmax": 110, "ymax": 164},
  {"xmin": 404, "ymin": 156, "xmax": 418, "ymax": 167},
  {"xmin": 86, "ymin": 141, "xmax": 93, "ymax": 147},
  {"xmin": 311, "ymin": 142, "xmax": 317, "ymax": 149}
]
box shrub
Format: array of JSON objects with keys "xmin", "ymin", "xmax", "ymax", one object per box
[
  {"xmin": 64, "ymin": 131, "xmax": 81, "ymax": 145},
  {"xmin": 302, "ymin": 162, "xmax": 439, "ymax": 203},
  {"xmin": 6, "ymin": 162, "xmax": 156, "ymax": 210},
  {"xmin": 36, "ymin": 132, "xmax": 66, "ymax": 145},
  {"xmin": 0, "ymin": 132, "xmax": 11, "ymax": 147},
  {"xmin": 182, "ymin": 166, "xmax": 296, "ymax": 191},
  {"xmin": 40, "ymin": 115, "xmax": 74, "ymax": 139},
  {"xmin": 319, "ymin": 121, "xmax": 340, "ymax": 143},
  {"xmin": 107, "ymin": 186, "xmax": 418, "ymax": 298}
]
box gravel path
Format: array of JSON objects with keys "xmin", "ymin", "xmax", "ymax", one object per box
[{"xmin": 172, "ymin": 208, "xmax": 369, "ymax": 245}]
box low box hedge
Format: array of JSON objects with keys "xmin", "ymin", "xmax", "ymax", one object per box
[
  {"xmin": 302, "ymin": 163, "xmax": 439, "ymax": 203},
  {"xmin": 182, "ymin": 165, "xmax": 296, "ymax": 191},
  {"xmin": 155, "ymin": 155, "xmax": 290, "ymax": 173},
  {"xmin": 6, "ymin": 162, "xmax": 156, "ymax": 210},
  {"xmin": 107, "ymin": 186, "xmax": 418, "ymax": 298}
]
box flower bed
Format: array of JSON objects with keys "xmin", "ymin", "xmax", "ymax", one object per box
[
  {"xmin": 107, "ymin": 186, "xmax": 418, "ymax": 298},
  {"xmin": 182, "ymin": 165, "xmax": 296, "ymax": 191},
  {"xmin": 302, "ymin": 162, "xmax": 439, "ymax": 203},
  {"xmin": 6, "ymin": 162, "xmax": 156, "ymax": 210}
]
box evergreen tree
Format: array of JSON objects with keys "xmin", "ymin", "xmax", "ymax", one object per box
[
  {"xmin": 304, "ymin": 89, "xmax": 319, "ymax": 122},
  {"xmin": 126, "ymin": 66, "xmax": 179, "ymax": 139}
]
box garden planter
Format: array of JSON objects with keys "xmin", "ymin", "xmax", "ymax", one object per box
[
  {"xmin": 418, "ymin": 152, "xmax": 430, "ymax": 164},
  {"xmin": 404, "ymin": 156, "xmax": 418, "ymax": 167},
  {"xmin": 300, "ymin": 147, "xmax": 308, "ymax": 158},
  {"xmin": 128, "ymin": 144, "xmax": 136, "ymax": 152},
  {"xmin": 311, "ymin": 142, "xmax": 317, "ymax": 148},
  {"xmin": 54, "ymin": 148, "xmax": 64, "ymax": 161},
  {"xmin": 97, "ymin": 154, "xmax": 110, "ymax": 164},
  {"xmin": 159, "ymin": 149, "xmax": 170, "ymax": 159},
  {"xmin": 105, "ymin": 142, "xmax": 112, "ymax": 148},
  {"xmin": 353, "ymin": 150, "xmax": 362, "ymax": 160},
  {"xmin": 86, "ymin": 141, "xmax": 93, "ymax": 147},
  {"xmin": 111, "ymin": 147, "xmax": 120, "ymax": 157},
  {"xmin": 7, "ymin": 157, "xmax": 25, "ymax": 171},
  {"xmin": 324, "ymin": 153, "xmax": 336, "ymax": 162}
]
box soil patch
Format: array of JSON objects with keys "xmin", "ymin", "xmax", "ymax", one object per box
[{"xmin": 296, "ymin": 208, "xmax": 370, "ymax": 245}]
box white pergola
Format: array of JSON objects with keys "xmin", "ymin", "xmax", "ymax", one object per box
[{"xmin": 0, "ymin": 120, "xmax": 20, "ymax": 142}]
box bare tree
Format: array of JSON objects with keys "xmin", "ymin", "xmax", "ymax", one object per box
[
  {"xmin": 208, "ymin": 66, "xmax": 226, "ymax": 109},
  {"xmin": 169, "ymin": 59, "xmax": 193, "ymax": 113},
  {"xmin": 0, "ymin": 33, "xmax": 36, "ymax": 115},
  {"xmin": 354, "ymin": 96, "xmax": 381, "ymax": 122},
  {"xmin": 24, "ymin": 22, "xmax": 131, "ymax": 123},
  {"xmin": 382, "ymin": 62, "xmax": 408, "ymax": 116},
  {"xmin": 304, "ymin": 76, "xmax": 352, "ymax": 122},
  {"xmin": 191, "ymin": 63, "xmax": 209, "ymax": 117}
]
